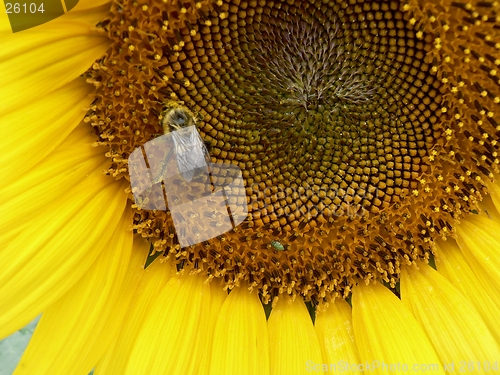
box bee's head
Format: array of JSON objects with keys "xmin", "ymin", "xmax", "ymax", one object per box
[{"xmin": 162, "ymin": 107, "xmax": 194, "ymax": 132}]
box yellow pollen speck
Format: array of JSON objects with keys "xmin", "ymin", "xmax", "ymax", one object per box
[
  {"xmin": 128, "ymin": 25, "xmax": 134, "ymax": 31},
  {"xmin": 424, "ymin": 187, "xmax": 431, "ymax": 193},
  {"xmin": 128, "ymin": 45, "xmax": 135, "ymax": 51},
  {"xmin": 445, "ymin": 128, "xmax": 453, "ymax": 135},
  {"xmin": 154, "ymin": 54, "xmax": 161, "ymax": 60},
  {"xmin": 142, "ymin": 4, "xmax": 148, "ymax": 11},
  {"xmin": 180, "ymin": 7, "xmax": 187, "ymax": 13},
  {"xmin": 220, "ymin": 12, "xmax": 228, "ymax": 19},
  {"xmin": 409, "ymin": 17, "xmax": 417, "ymax": 25},
  {"xmin": 412, "ymin": 190, "xmax": 419, "ymax": 197}
]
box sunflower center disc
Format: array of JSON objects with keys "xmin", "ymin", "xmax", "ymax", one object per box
[{"xmin": 87, "ymin": 0, "xmax": 499, "ymax": 303}]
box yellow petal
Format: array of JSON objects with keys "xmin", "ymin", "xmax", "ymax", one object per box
[
  {"xmin": 95, "ymin": 246, "xmax": 175, "ymax": 375},
  {"xmin": 436, "ymin": 239, "xmax": 500, "ymax": 344},
  {"xmin": 0, "ymin": 0, "xmax": 109, "ymax": 32},
  {"xmin": 124, "ymin": 273, "xmax": 211, "ymax": 375},
  {"xmin": 484, "ymin": 179, "xmax": 500, "ymax": 219},
  {"xmin": 401, "ymin": 262, "xmax": 500, "ymax": 365},
  {"xmin": 1, "ymin": 81, "xmax": 95, "ymax": 182},
  {"xmin": 76, "ymin": 0, "xmax": 112, "ymax": 10},
  {"xmin": 268, "ymin": 296, "xmax": 323, "ymax": 375},
  {"xmin": 14, "ymin": 208, "xmax": 133, "ymax": 375},
  {"xmin": 1, "ymin": 24, "xmax": 109, "ymax": 113},
  {"xmin": 197, "ymin": 282, "xmax": 227, "ymax": 375},
  {"xmin": 315, "ymin": 300, "xmax": 361, "ymax": 374},
  {"xmin": 65, "ymin": 0, "xmax": 112, "ymax": 26},
  {"xmin": 0, "ymin": 177, "xmax": 128, "ymax": 338},
  {"xmin": 456, "ymin": 215, "xmax": 500, "ymax": 292},
  {"xmin": 0, "ymin": 124, "xmax": 104, "ymax": 229},
  {"xmin": 209, "ymin": 285, "xmax": 269, "ymax": 375},
  {"xmin": 352, "ymin": 282, "xmax": 445, "ymax": 375}
]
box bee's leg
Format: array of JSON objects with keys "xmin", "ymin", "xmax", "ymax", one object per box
[
  {"xmin": 193, "ymin": 110, "xmax": 204, "ymax": 123},
  {"xmin": 203, "ymin": 140, "xmax": 213, "ymax": 153},
  {"xmin": 152, "ymin": 148, "xmax": 175, "ymax": 184}
]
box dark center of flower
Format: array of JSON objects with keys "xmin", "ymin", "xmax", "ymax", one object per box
[{"xmin": 87, "ymin": 0, "xmax": 500, "ymax": 304}]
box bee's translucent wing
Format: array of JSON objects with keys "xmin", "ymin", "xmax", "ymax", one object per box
[{"xmin": 172, "ymin": 126, "xmax": 211, "ymax": 182}]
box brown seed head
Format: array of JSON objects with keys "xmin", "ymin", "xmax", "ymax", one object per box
[{"xmin": 86, "ymin": 0, "xmax": 500, "ymax": 304}]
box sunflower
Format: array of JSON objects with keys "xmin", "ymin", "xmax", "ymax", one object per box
[{"xmin": 2, "ymin": 0, "xmax": 500, "ymax": 374}]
